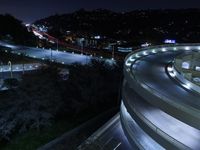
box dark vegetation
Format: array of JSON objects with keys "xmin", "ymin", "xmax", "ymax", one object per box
[
  {"xmin": 36, "ymin": 9, "xmax": 200, "ymax": 45},
  {"xmin": 0, "ymin": 14, "xmax": 36, "ymax": 46},
  {"xmin": 0, "ymin": 59, "xmax": 122, "ymax": 149},
  {"xmin": 3, "ymin": 78, "xmax": 19, "ymax": 88},
  {"xmin": 0, "ymin": 48, "xmax": 38, "ymax": 64}
]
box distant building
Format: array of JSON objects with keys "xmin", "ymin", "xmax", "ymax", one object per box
[{"xmin": 117, "ymin": 46, "xmax": 133, "ymax": 53}]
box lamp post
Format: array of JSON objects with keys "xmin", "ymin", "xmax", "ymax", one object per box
[
  {"xmin": 112, "ymin": 45, "xmax": 115, "ymax": 59},
  {"xmin": 57, "ymin": 39, "xmax": 58, "ymax": 51},
  {"xmin": 21, "ymin": 52, "xmax": 25, "ymax": 74},
  {"xmin": 0, "ymin": 61, "xmax": 3, "ymax": 79},
  {"xmin": 50, "ymin": 48, "xmax": 52, "ymax": 61},
  {"xmin": 8, "ymin": 61, "xmax": 13, "ymax": 78}
]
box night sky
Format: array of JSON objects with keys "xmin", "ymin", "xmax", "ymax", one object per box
[{"xmin": 1, "ymin": 0, "xmax": 200, "ymax": 23}]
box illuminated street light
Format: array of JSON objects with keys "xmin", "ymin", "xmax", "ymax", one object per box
[
  {"xmin": 152, "ymin": 49, "xmax": 156, "ymax": 53},
  {"xmin": 185, "ymin": 47, "xmax": 190, "ymax": 50},
  {"xmin": 135, "ymin": 54, "xmax": 140, "ymax": 58},
  {"xmin": 130, "ymin": 56, "xmax": 135, "ymax": 61},
  {"xmin": 125, "ymin": 60, "xmax": 131, "ymax": 67},
  {"xmin": 143, "ymin": 51, "xmax": 148, "ymax": 55},
  {"xmin": 162, "ymin": 48, "xmax": 167, "ymax": 52}
]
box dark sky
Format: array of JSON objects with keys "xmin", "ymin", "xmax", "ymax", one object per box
[{"xmin": 1, "ymin": 0, "xmax": 200, "ymax": 23}]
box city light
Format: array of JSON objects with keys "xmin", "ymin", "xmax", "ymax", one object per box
[{"xmin": 164, "ymin": 39, "xmax": 176, "ymax": 44}]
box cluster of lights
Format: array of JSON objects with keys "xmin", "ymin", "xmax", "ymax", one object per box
[{"xmin": 125, "ymin": 45, "xmax": 198, "ymax": 67}]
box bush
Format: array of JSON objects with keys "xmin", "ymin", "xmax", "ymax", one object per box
[
  {"xmin": 3, "ymin": 78, "xmax": 19, "ymax": 88},
  {"xmin": 0, "ymin": 60, "xmax": 122, "ymax": 141},
  {"xmin": 0, "ymin": 67, "xmax": 62, "ymax": 140},
  {"xmin": 59, "ymin": 59, "xmax": 123, "ymax": 117}
]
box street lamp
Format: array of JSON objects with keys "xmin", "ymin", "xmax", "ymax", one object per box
[
  {"xmin": 50, "ymin": 48, "xmax": 53, "ymax": 61},
  {"xmin": 57, "ymin": 39, "xmax": 59, "ymax": 51},
  {"xmin": 8, "ymin": 61, "xmax": 13, "ymax": 78},
  {"xmin": 0, "ymin": 61, "xmax": 3, "ymax": 79},
  {"xmin": 21, "ymin": 52, "xmax": 26, "ymax": 74},
  {"xmin": 112, "ymin": 45, "xmax": 115, "ymax": 59}
]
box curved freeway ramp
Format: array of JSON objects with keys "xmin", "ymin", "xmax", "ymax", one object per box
[{"xmin": 121, "ymin": 44, "xmax": 200, "ymax": 150}]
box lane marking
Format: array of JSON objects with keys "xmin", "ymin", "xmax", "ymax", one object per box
[{"xmin": 113, "ymin": 142, "xmax": 121, "ymax": 150}]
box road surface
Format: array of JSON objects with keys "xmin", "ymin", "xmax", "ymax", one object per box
[
  {"xmin": 0, "ymin": 41, "xmax": 91, "ymax": 65},
  {"xmin": 122, "ymin": 44, "xmax": 200, "ymax": 149}
]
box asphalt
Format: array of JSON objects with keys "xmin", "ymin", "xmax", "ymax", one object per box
[
  {"xmin": 81, "ymin": 114, "xmax": 133, "ymax": 150},
  {"xmin": 134, "ymin": 51, "xmax": 200, "ymax": 110},
  {"xmin": 0, "ymin": 41, "xmax": 91, "ymax": 65}
]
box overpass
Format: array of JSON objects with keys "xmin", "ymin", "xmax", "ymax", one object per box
[
  {"xmin": 79, "ymin": 44, "xmax": 200, "ymax": 150},
  {"xmin": 122, "ymin": 44, "xmax": 200, "ymax": 149}
]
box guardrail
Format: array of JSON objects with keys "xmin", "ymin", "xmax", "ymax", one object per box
[
  {"xmin": 0, "ymin": 63, "xmax": 41, "ymax": 72},
  {"xmin": 124, "ymin": 44, "xmax": 200, "ymax": 122},
  {"xmin": 120, "ymin": 102, "xmax": 165, "ymax": 150},
  {"xmin": 123, "ymin": 101, "xmax": 190, "ymax": 150},
  {"xmin": 171, "ymin": 59, "xmax": 200, "ymax": 94}
]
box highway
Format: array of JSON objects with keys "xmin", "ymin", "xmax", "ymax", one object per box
[
  {"xmin": 78, "ymin": 45, "xmax": 200, "ymax": 150},
  {"xmin": 134, "ymin": 51, "xmax": 200, "ymax": 111},
  {"xmin": 0, "ymin": 41, "xmax": 91, "ymax": 65},
  {"xmin": 96, "ymin": 115, "xmax": 133, "ymax": 150},
  {"xmin": 123, "ymin": 80, "xmax": 200, "ymax": 149},
  {"xmin": 2, "ymin": 40, "xmax": 200, "ymax": 149},
  {"xmin": 78, "ymin": 114, "xmax": 133, "ymax": 150},
  {"xmin": 130, "ymin": 52, "xmax": 200, "ymax": 149},
  {"xmin": 122, "ymin": 44, "xmax": 200, "ymax": 149}
]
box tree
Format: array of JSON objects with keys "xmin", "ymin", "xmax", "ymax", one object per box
[
  {"xmin": 0, "ymin": 14, "xmax": 36, "ymax": 46},
  {"xmin": 0, "ymin": 67, "xmax": 62, "ymax": 140}
]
